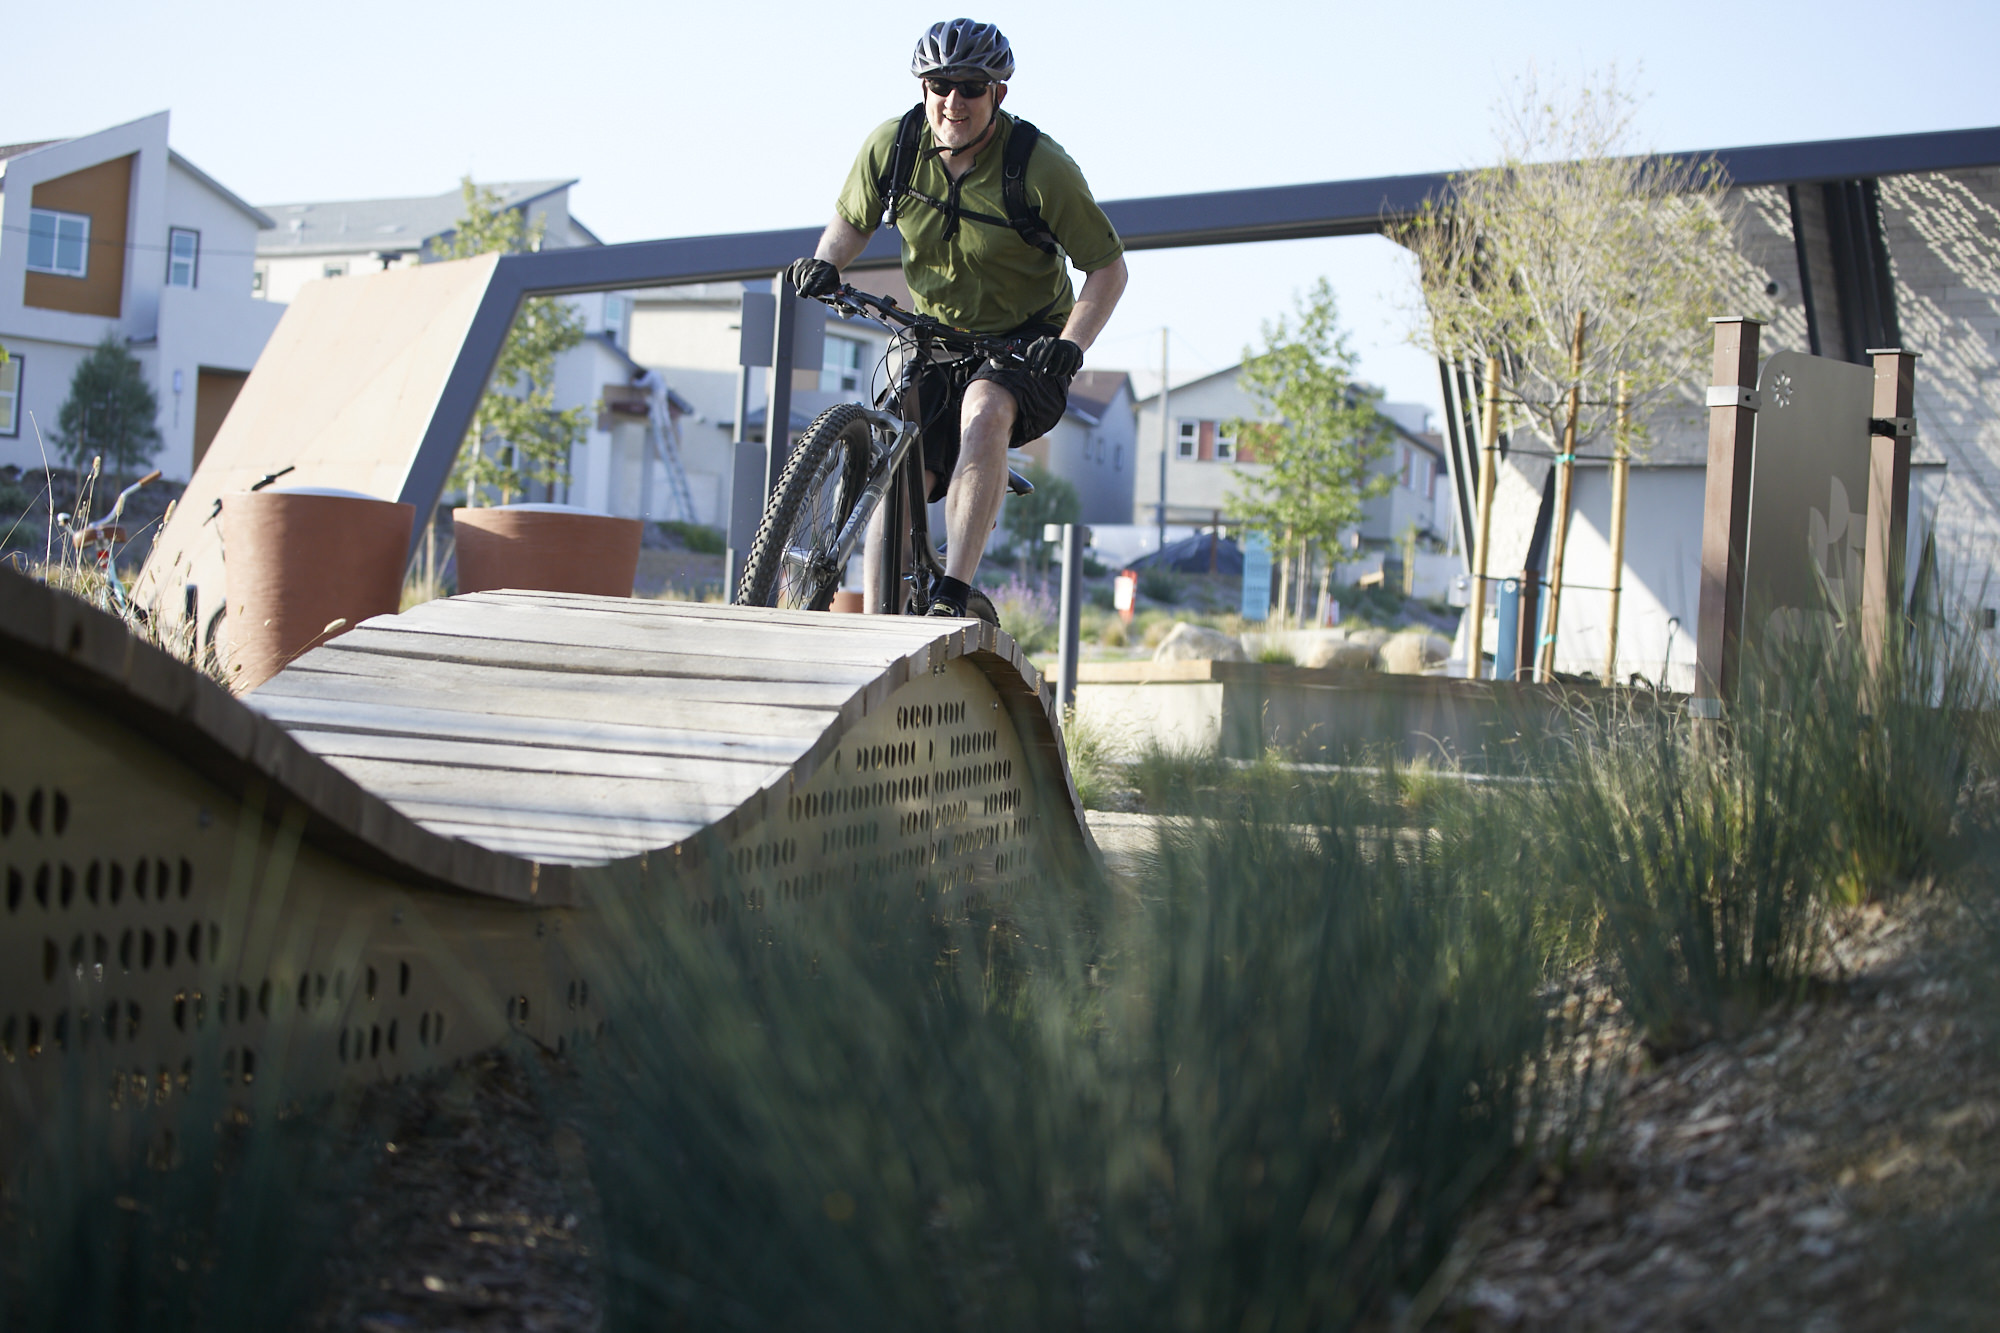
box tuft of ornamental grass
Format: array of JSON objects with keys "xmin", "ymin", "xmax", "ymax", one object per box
[
  {"xmin": 562, "ymin": 768, "xmax": 1575, "ymax": 1331},
  {"xmin": 0, "ymin": 1013, "xmax": 361, "ymax": 1331},
  {"xmin": 1524, "ymin": 592, "xmax": 1997, "ymax": 1050}
]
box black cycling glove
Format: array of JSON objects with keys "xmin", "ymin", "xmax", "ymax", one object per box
[
  {"xmin": 1025, "ymin": 336, "xmax": 1084, "ymax": 381},
  {"xmin": 788, "ymin": 257, "xmax": 841, "ymax": 298}
]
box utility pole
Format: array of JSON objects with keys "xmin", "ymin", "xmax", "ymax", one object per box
[{"xmin": 1156, "ymin": 328, "xmax": 1169, "ymax": 551}]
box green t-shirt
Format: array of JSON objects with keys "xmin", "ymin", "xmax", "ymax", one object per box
[{"xmin": 835, "ymin": 109, "xmax": 1123, "ymax": 335}]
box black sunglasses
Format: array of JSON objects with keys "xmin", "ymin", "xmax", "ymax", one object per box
[{"xmin": 925, "ymin": 77, "xmax": 992, "ymax": 100}]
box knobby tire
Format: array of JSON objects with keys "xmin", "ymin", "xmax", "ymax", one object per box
[{"xmin": 736, "ymin": 404, "xmax": 875, "ymax": 610}]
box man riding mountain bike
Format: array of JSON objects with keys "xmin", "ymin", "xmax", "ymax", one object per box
[{"xmin": 788, "ymin": 17, "xmax": 1129, "ymax": 622}]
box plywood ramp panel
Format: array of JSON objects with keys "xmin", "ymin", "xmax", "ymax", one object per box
[{"xmin": 137, "ymin": 254, "xmax": 503, "ymax": 631}]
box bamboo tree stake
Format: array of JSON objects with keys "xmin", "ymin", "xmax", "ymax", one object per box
[
  {"xmin": 1537, "ymin": 312, "xmax": 1587, "ymax": 683},
  {"xmin": 1466, "ymin": 358, "xmax": 1502, "ymax": 679},
  {"xmin": 1603, "ymin": 375, "xmax": 1631, "ymax": 686}
]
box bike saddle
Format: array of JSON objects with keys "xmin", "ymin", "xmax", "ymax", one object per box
[{"xmin": 1007, "ymin": 469, "xmax": 1035, "ymax": 496}]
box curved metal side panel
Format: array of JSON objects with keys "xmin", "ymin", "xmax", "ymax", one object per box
[{"xmin": 0, "ymin": 575, "xmax": 1092, "ymax": 1163}]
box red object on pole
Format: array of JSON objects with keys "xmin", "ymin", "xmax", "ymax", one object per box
[{"xmin": 1113, "ymin": 569, "xmax": 1138, "ymax": 623}]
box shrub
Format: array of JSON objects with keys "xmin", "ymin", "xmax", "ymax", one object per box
[
  {"xmin": 657, "ymin": 520, "xmax": 725, "ymax": 555},
  {"xmin": 990, "ymin": 574, "xmax": 1059, "ymax": 655},
  {"xmin": 1138, "ymin": 567, "xmax": 1182, "ymax": 604}
]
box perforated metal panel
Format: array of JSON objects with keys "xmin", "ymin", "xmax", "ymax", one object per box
[{"xmin": 0, "ymin": 651, "xmax": 1074, "ymax": 1159}]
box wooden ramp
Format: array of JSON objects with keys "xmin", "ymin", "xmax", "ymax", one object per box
[
  {"xmin": 248, "ymin": 590, "xmax": 1085, "ymax": 879},
  {"xmin": 0, "ymin": 572, "xmax": 1086, "ymax": 1158}
]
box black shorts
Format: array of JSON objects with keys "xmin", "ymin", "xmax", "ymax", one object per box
[{"xmin": 896, "ymin": 322, "xmax": 1070, "ymax": 502}]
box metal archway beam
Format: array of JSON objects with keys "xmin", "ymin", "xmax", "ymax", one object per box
[{"xmin": 399, "ymin": 122, "xmax": 2000, "ymax": 550}]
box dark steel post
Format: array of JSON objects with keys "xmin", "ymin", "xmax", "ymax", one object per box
[
  {"xmin": 1693, "ymin": 316, "xmax": 1763, "ymax": 716},
  {"xmin": 1055, "ymin": 523, "xmax": 1088, "ymax": 711},
  {"xmin": 1861, "ymin": 348, "xmax": 1918, "ymax": 676},
  {"xmin": 765, "ymin": 273, "xmax": 798, "ymax": 500},
  {"xmin": 724, "ymin": 290, "xmax": 776, "ymax": 602}
]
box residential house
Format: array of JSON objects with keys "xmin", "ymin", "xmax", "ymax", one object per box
[
  {"xmin": 1132, "ymin": 363, "xmax": 1451, "ymax": 544},
  {"xmin": 0, "ymin": 112, "xmax": 284, "ymax": 479},
  {"xmin": 1017, "ymin": 369, "xmax": 1136, "ymax": 524},
  {"xmin": 625, "ymin": 274, "xmax": 899, "ymax": 526}
]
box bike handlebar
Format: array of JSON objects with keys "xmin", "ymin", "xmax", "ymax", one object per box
[{"xmin": 815, "ymin": 285, "xmax": 1029, "ymax": 367}]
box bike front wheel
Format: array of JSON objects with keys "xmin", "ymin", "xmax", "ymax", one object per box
[{"xmin": 737, "ymin": 403, "xmax": 876, "ymax": 610}]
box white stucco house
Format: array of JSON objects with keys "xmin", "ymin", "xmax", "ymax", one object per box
[
  {"xmin": 0, "ymin": 112, "xmax": 284, "ymax": 480},
  {"xmin": 1132, "ymin": 363, "xmax": 1452, "ymax": 544},
  {"xmin": 1016, "ymin": 369, "xmax": 1136, "ymax": 525}
]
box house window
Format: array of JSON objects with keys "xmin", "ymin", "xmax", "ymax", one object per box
[
  {"xmin": 1176, "ymin": 418, "xmax": 1198, "ymax": 459},
  {"xmin": 603, "ymin": 294, "xmax": 626, "ymax": 341},
  {"xmin": 27, "ymin": 209, "xmax": 90, "ymax": 278},
  {"xmin": 821, "ymin": 334, "xmax": 866, "ymax": 393},
  {"xmin": 252, "ymin": 265, "xmax": 268, "ymax": 297},
  {"xmin": 1215, "ymin": 425, "xmax": 1236, "ymax": 462},
  {"xmin": 165, "ymin": 228, "xmax": 200, "ymax": 288},
  {"xmin": 323, "ymin": 262, "xmax": 348, "ymax": 279},
  {"xmin": 0, "ymin": 356, "xmax": 20, "ymax": 437}
]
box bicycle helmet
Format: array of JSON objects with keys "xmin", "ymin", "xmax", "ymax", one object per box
[{"xmin": 910, "ymin": 18, "xmax": 1015, "ymax": 82}]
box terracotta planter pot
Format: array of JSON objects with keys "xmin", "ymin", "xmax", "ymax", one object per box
[
  {"xmin": 220, "ymin": 488, "xmax": 413, "ymax": 692},
  {"xmin": 452, "ymin": 504, "xmax": 642, "ymax": 598},
  {"xmin": 830, "ymin": 590, "xmax": 865, "ymax": 614}
]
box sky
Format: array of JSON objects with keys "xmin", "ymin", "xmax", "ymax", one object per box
[{"xmin": 7, "ymin": 0, "xmax": 2000, "ymax": 421}]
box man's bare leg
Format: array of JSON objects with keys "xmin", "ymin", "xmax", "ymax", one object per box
[{"xmin": 943, "ymin": 380, "xmax": 1017, "ymax": 584}]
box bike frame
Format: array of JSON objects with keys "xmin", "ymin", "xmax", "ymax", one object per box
[{"xmin": 793, "ymin": 286, "xmax": 1019, "ymax": 616}]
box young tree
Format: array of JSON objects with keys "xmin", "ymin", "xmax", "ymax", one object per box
[
  {"xmin": 432, "ymin": 179, "xmax": 590, "ymax": 505},
  {"xmin": 54, "ymin": 334, "xmax": 163, "ymax": 477},
  {"xmin": 1399, "ymin": 70, "xmax": 1764, "ymax": 459},
  {"xmin": 1228, "ymin": 278, "xmax": 1393, "ymax": 599},
  {"xmin": 1000, "ymin": 463, "xmax": 1080, "ymax": 573}
]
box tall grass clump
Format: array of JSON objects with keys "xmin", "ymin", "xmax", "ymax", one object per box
[
  {"xmin": 568, "ymin": 849, "xmax": 1106, "ymax": 1330},
  {"xmin": 565, "ymin": 769, "xmax": 1570, "ymax": 1330},
  {"xmin": 0, "ymin": 1020, "xmax": 358, "ymax": 1330},
  {"xmin": 1531, "ymin": 592, "xmax": 1997, "ymax": 1049},
  {"xmin": 1094, "ymin": 778, "xmax": 1555, "ymax": 1329}
]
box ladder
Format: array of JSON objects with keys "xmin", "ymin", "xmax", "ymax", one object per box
[{"xmin": 636, "ymin": 370, "xmax": 699, "ymax": 524}]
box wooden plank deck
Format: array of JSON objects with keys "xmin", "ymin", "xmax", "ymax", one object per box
[{"xmin": 248, "ymin": 591, "xmax": 1045, "ymax": 871}]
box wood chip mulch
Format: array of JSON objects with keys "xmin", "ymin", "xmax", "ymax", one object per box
[
  {"xmin": 1438, "ymin": 891, "xmax": 2000, "ymax": 1332},
  {"xmin": 306, "ymin": 1051, "xmax": 600, "ymax": 1333}
]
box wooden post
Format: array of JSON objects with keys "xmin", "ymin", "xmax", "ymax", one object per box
[
  {"xmin": 1466, "ymin": 358, "xmax": 1502, "ymax": 679},
  {"xmin": 1693, "ymin": 317, "xmax": 1763, "ymax": 716},
  {"xmin": 1861, "ymin": 348, "xmax": 1917, "ymax": 677},
  {"xmin": 1513, "ymin": 571, "xmax": 1541, "ymax": 682},
  {"xmin": 1537, "ymin": 312, "xmax": 1587, "ymax": 683},
  {"xmin": 1603, "ymin": 375, "xmax": 1631, "ymax": 687}
]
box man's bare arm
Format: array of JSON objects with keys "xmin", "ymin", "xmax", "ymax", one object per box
[
  {"xmin": 1060, "ymin": 255, "xmax": 1129, "ymax": 353},
  {"xmin": 814, "ymin": 215, "xmax": 874, "ymax": 271}
]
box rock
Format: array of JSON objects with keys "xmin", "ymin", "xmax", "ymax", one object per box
[
  {"xmin": 1152, "ymin": 622, "xmax": 1248, "ymax": 663},
  {"xmin": 1301, "ymin": 638, "xmax": 1377, "ymax": 670},
  {"xmin": 1378, "ymin": 630, "xmax": 1451, "ymax": 674},
  {"xmin": 1345, "ymin": 626, "xmax": 1392, "ymax": 655}
]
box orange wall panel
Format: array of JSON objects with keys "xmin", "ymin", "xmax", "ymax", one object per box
[{"xmin": 23, "ymin": 154, "xmax": 134, "ymax": 319}]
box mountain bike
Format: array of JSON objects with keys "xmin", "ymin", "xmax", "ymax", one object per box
[{"xmin": 734, "ymin": 285, "xmax": 1033, "ymax": 620}]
